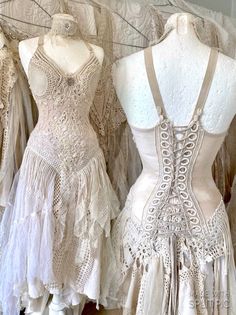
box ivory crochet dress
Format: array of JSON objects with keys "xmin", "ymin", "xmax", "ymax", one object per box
[
  {"xmin": 106, "ymin": 48, "xmax": 236, "ymax": 314},
  {"xmin": 0, "ymin": 37, "xmax": 119, "ymax": 315}
]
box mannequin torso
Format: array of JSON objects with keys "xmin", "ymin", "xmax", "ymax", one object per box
[
  {"xmin": 18, "ymin": 13, "xmax": 105, "ymax": 315},
  {"xmin": 113, "ymin": 14, "xmax": 236, "ymax": 133},
  {"xmin": 113, "ymin": 13, "xmax": 236, "ymax": 222},
  {"xmin": 19, "ymin": 35, "xmax": 104, "ymax": 77}
]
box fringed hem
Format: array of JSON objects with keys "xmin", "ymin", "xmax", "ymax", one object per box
[
  {"xmin": 107, "ymin": 254, "xmax": 236, "ymax": 315},
  {"xmin": 104, "ymin": 203, "xmax": 236, "ymax": 315},
  {"xmin": 0, "ymin": 147, "xmax": 120, "ymax": 315}
]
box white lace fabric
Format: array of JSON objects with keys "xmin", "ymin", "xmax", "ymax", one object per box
[
  {"xmin": 0, "ymin": 46, "xmax": 33, "ymax": 209},
  {"xmin": 103, "ymin": 47, "xmax": 236, "ymax": 314},
  {"xmin": 0, "ymin": 36, "xmax": 120, "ymax": 315}
]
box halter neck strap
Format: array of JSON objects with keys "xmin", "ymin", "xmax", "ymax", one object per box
[
  {"xmin": 144, "ymin": 47, "xmax": 219, "ymax": 121},
  {"xmin": 193, "ymin": 48, "xmax": 218, "ymax": 117}
]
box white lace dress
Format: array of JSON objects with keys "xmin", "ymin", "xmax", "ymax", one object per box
[
  {"xmin": 0, "ymin": 37, "xmax": 119, "ymax": 315},
  {"xmin": 104, "ymin": 48, "xmax": 236, "ymax": 315}
]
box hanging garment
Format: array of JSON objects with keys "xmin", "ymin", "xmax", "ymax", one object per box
[
  {"xmin": 0, "ymin": 45, "xmax": 33, "ymax": 213},
  {"xmin": 0, "ymin": 46, "xmax": 18, "ymax": 210},
  {"xmin": 106, "ymin": 48, "xmax": 236, "ymax": 315},
  {"xmin": 0, "ymin": 37, "xmax": 119, "ymax": 315}
]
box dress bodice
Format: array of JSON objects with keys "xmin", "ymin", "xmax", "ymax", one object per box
[
  {"xmin": 26, "ymin": 37, "xmax": 102, "ymax": 172},
  {"xmin": 129, "ymin": 47, "xmax": 228, "ymax": 238}
]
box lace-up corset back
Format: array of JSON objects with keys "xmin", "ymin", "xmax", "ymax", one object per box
[{"xmin": 130, "ymin": 47, "xmax": 227, "ymax": 238}]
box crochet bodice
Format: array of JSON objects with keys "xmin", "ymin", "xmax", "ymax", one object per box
[
  {"xmin": 129, "ymin": 47, "xmax": 227, "ymax": 239},
  {"xmin": 27, "ymin": 36, "xmax": 102, "ymax": 172}
]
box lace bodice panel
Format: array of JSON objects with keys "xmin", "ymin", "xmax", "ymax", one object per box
[
  {"xmin": 27, "ymin": 39, "xmax": 102, "ymax": 171},
  {"xmin": 128, "ymin": 47, "xmax": 228, "ymax": 239},
  {"xmin": 130, "ymin": 122, "xmax": 226, "ymax": 229}
]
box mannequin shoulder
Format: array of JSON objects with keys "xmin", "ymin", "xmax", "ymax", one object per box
[
  {"xmin": 112, "ymin": 50, "xmax": 146, "ymax": 88},
  {"xmin": 19, "ymin": 37, "xmax": 39, "ymax": 57},
  {"xmin": 19, "ymin": 37, "xmax": 40, "ymax": 75},
  {"xmin": 114, "ymin": 49, "xmax": 145, "ymax": 74},
  {"xmin": 217, "ymin": 52, "xmax": 236, "ymax": 83},
  {"xmin": 89, "ymin": 43, "xmax": 104, "ymax": 65}
]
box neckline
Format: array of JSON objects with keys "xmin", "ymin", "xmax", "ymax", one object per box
[
  {"xmin": 37, "ymin": 37, "xmax": 99, "ymax": 78},
  {"xmin": 144, "ymin": 46, "xmax": 219, "ymax": 124}
]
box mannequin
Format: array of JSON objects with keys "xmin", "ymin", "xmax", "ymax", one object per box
[
  {"xmin": 113, "ymin": 13, "xmax": 236, "ymax": 132},
  {"xmin": 0, "ymin": 26, "xmax": 7, "ymax": 49},
  {"xmin": 18, "ymin": 13, "xmax": 104, "ymax": 315},
  {"xmin": 19, "ymin": 13, "xmax": 104, "ymax": 76},
  {"xmin": 108, "ymin": 12, "xmax": 236, "ymax": 315},
  {"xmin": 112, "ymin": 12, "xmax": 236, "ymax": 221}
]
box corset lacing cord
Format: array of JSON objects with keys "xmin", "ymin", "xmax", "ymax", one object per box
[
  {"xmin": 159, "ymin": 116, "xmax": 200, "ymax": 314},
  {"xmin": 160, "ymin": 116, "xmax": 199, "ymax": 210}
]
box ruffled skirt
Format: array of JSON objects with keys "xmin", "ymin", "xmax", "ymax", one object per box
[
  {"xmin": 0, "ymin": 146, "xmax": 120, "ymax": 315},
  {"xmin": 104, "ymin": 198, "xmax": 236, "ymax": 315}
]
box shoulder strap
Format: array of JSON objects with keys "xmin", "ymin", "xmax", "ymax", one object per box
[
  {"xmin": 144, "ymin": 47, "xmax": 167, "ymax": 117},
  {"xmin": 192, "ymin": 48, "xmax": 219, "ymax": 118}
]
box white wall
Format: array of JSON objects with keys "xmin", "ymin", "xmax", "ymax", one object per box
[{"xmin": 188, "ymin": 0, "xmax": 236, "ymax": 17}]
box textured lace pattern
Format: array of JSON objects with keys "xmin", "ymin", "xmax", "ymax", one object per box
[
  {"xmin": 109, "ymin": 119, "xmax": 236, "ymax": 314},
  {"xmin": 0, "ymin": 40, "xmax": 120, "ymax": 315},
  {"xmin": 0, "ymin": 47, "xmax": 18, "ymax": 207},
  {"xmin": 105, "ymin": 47, "xmax": 236, "ymax": 314},
  {"xmin": 0, "ymin": 48, "xmax": 17, "ymax": 172}
]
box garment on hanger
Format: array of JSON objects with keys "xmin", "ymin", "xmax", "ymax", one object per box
[
  {"xmin": 105, "ymin": 47, "xmax": 236, "ymax": 315},
  {"xmin": 0, "ymin": 43, "xmax": 33, "ymax": 214},
  {"xmin": 0, "ymin": 34, "xmax": 119, "ymax": 315}
]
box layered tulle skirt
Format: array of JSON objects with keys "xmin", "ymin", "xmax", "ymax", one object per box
[{"xmin": 0, "ymin": 146, "xmax": 119, "ymax": 315}]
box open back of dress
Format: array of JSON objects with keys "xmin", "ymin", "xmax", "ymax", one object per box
[{"xmin": 109, "ymin": 47, "xmax": 236, "ymax": 315}]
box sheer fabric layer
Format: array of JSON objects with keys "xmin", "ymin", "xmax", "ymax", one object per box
[{"xmin": 0, "ymin": 37, "xmax": 120, "ymax": 314}]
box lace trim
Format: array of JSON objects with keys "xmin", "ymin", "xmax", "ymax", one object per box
[
  {"xmin": 109, "ymin": 198, "xmax": 234, "ymax": 314},
  {"xmin": 0, "ymin": 48, "xmax": 18, "ymax": 195},
  {"xmin": 0, "ymin": 147, "xmax": 119, "ymax": 314}
]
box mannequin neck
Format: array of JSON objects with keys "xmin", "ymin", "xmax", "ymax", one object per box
[
  {"xmin": 49, "ymin": 13, "xmax": 79, "ymax": 38},
  {"xmin": 161, "ymin": 13, "xmax": 202, "ymax": 52}
]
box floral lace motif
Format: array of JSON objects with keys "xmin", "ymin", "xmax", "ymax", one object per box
[{"xmin": 0, "ymin": 47, "xmax": 17, "ymax": 201}]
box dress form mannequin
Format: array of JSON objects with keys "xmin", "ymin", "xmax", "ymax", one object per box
[
  {"xmin": 112, "ymin": 12, "xmax": 236, "ymax": 222},
  {"xmin": 113, "ymin": 13, "xmax": 236, "ymax": 132},
  {"xmin": 0, "ymin": 26, "xmax": 7, "ymax": 49},
  {"xmin": 108, "ymin": 13, "xmax": 236, "ymax": 315},
  {"xmin": 19, "ymin": 13, "xmax": 104, "ymax": 76},
  {"xmin": 19, "ymin": 13, "xmax": 104, "ymax": 315}
]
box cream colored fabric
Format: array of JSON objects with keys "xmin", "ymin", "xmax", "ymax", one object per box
[
  {"xmin": 0, "ymin": 3, "xmax": 236, "ymax": 313},
  {"xmin": 0, "ymin": 36, "xmax": 120, "ymax": 315},
  {"xmin": 0, "ymin": 45, "xmax": 33, "ymax": 210},
  {"xmin": 105, "ymin": 45, "xmax": 236, "ymax": 315}
]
